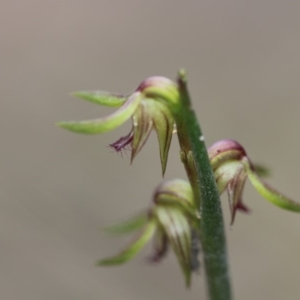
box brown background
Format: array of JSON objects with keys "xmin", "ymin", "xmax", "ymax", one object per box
[{"xmin": 1, "ymin": 1, "xmax": 300, "ymax": 299}]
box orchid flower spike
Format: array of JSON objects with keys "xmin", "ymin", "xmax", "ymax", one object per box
[
  {"xmin": 57, "ymin": 77, "xmax": 180, "ymax": 175},
  {"xmin": 208, "ymin": 139, "xmax": 300, "ymax": 224},
  {"xmin": 98, "ymin": 179, "xmax": 199, "ymax": 287}
]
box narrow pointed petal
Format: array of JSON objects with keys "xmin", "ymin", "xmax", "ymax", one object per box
[
  {"xmin": 214, "ymin": 161, "xmax": 249, "ymax": 224},
  {"xmin": 57, "ymin": 92, "xmax": 141, "ymax": 134},
  {"xmin": 146, "ymin": 99, "xmax": 174, "ymax": 176},
  {"xmin": 98, "ymin": 220, "xmax": 156, "ymax": 266},
  {"xmin": 103, "ymin": 212, "xmax": 148, "ymax": 235},
  {"xmin": 226, "ymin": 166, "xmax": 248, "ymax": 225},
  {"xmin": 245, "ymin": 163, "xmax": 300, "ymax": 212},
  {"xmin": 130, "ymin": 98, "xmax": 174, "ymax": 175},
  {"xmin": 155, "ymin": 206, "xmax": 192, "ymax": 287},
  {"xmin": 73, "ymin": 91, "xmax": 126, "ymax": 107},
  {"xmin": 130, "ymin": 102, "xmax": 153, "ymax": 163}
]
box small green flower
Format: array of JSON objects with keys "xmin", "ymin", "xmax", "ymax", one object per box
[
  {"xmin": 98, "ymin": 179, "xmax": 199, "ymax": 287},
  {"xmin": 208, "ymin": 139, "xmax": 300, "ymax": 224},
  {"xmin": 57, "ymin": 77, "xmax": 180, "ymax": 175}
]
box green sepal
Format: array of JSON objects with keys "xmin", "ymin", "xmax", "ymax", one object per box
[
  {"xmin": 57, "ymin": 92, "xmax": 141, "ymax": 134},
  {"xmin": 73, "ymin": 91, "xmax": 126, "ymax": 107},
  {"xmin": 97, "ymin": 220, "xmax": 156, "ymax": 266},
  {"xmin": 245, "ymin": 161, "xmax": 300, "ymax": 212},
  {"xmin": 103, "ymin": 212, "xmax": 148, "ymax": 235}
]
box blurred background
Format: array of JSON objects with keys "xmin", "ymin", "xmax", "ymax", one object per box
[{"xmin": 1, "ymin": 1, "xmax": 300, "ymax": 299}]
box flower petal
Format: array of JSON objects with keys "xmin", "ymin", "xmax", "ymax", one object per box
[
  {"xmin": 245, "ymin": 161, "xmax": 300, "ymax": 212},
  {"xmin": 103, "ymin": 211, "xmax": 148, "ymax": 235},
  {"xmin": 73, "ymin": 91, "xmax": 126, "ymax": 107},
  {"xmin": 214, "ymin": 161, "xmax": 249, "ymax": 224},
  {"xmin": 130, "ymin": 98, "xmax": 174, "ymax": 175},
  {"xmin": 154, "ymin": 206, "xmax": 192, "ymax": 287},
  {"xmin": 97, "ymin": 220, "xmax": 156, "ymax": 266},
  {"xmin": 130, "ymin": 101, "xmax": 154, "ymax": 163},
  {"xmin": 226, "ymin": 165, "xmax": 248, "ymax": 224},
  {"xmin": 138, "ymin": 98, "xmax": 174, "ymax": 175},
  {"xmin": 147, "ymin": 99, "xmax": 175, "ymax": 176},
  {"xmin": 57, "ymin": 92, "xmax": 141, "ymax": 134}
]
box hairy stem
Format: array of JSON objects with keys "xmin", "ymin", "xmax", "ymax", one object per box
[{"xmin": 174, "ymin": 70, "xmax": 232, "ymax": 300}]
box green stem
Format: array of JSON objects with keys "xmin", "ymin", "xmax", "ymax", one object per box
[{"xmin": 175, "ymin": 70, "xmax": 232, "ymax": 300}]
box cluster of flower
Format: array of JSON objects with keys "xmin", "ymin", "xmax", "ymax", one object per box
[{"xmin": 58, "ymin": 76, "xmax": 300, "ymax": 286}]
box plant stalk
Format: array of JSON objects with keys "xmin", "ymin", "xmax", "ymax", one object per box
[{"xmin": 174, "ymin": 70, "xmax": 232, "ymax": 300}]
